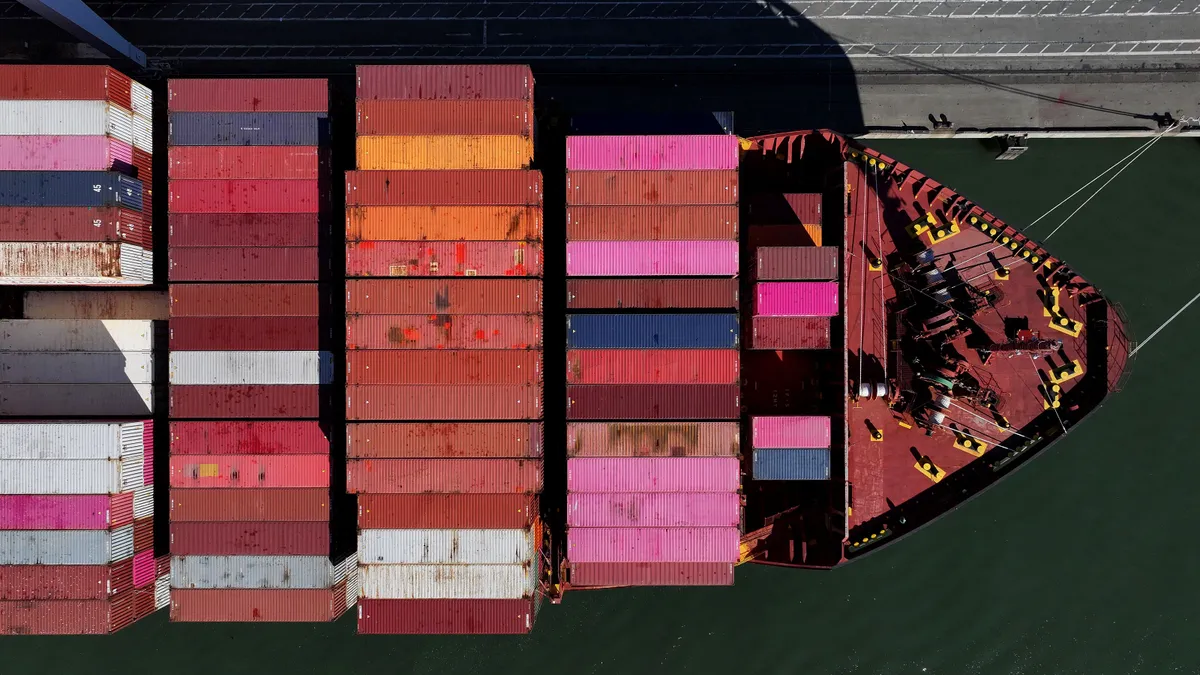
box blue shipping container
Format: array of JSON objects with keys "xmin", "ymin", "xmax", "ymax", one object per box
[
  {"xmin": 0, "ymin": 172, "xmax": 144, "ymax": 211},
  {"xmin": 752, "ymin": 448, "xmax": 831, "ymax": 481},
  {"xmin": 169, "ymin": 112, "xmax": 327, "ymax": 146},
  {"xmin": 566, "ymin": 313, "xmax": 739, "ymax": 349}
]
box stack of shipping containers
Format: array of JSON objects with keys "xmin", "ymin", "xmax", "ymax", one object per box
[
  {"xmin": 564, "ymin": 136, "xmax": 743, "ymax": 587},
  {"xmin": 347, "ymin": 65, "xmax": 544, "ymax": 634},
  {"xmin": 0, "ymin": 65, "xmax": 153, "ymax": 285},
  {"xmin": 167, "ymin": 79, "xmax": 355, "ymax": 622}
]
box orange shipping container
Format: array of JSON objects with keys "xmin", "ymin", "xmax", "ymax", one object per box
[
  {"xmin": 346, "ymin": 314, "xmax": 541, "ymax": 350},
  {"xmin": 356, "ymin": 135, "xmax": 532, "ymax": 171},
  {"xmin": 347, "ymin": 351, "xmax": 542, "ymax": 385},
  {"xmin": 565, "ymin": 170, "xmax": 739, "ymax": 206},
  {"xmin": 346, "ymin": 384, "xmax": 542, "ymax": 421},
  {"xmin": 346, "ymin": 206, "xmax": 543, "ymax": 242},
  {"xmin": 347, "ymin": 422, "xmax": 543, "ymax": 458},
  {"xmin": 347, "ymin": 458, "xmax": 543, "ymax": 494},
  {"xmin": 346, "ymin": 279, "xmax": 541, "ymax": 315},
  {"xmin": 356, "ymin": 100, "xmax": 534, "ymax": 136}
]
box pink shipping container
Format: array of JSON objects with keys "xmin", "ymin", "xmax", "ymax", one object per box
[
  {"xmin": 347, "ymin": 458, "xmax": 543, "ymax": 494},
  {"xmin": 567, "ymin": 527, "xmax": 740, "ymax": 563},
  {"xmin": 566, "ymin": 241, "xmax": 738, "ymax": 277},
  {"xmin": 0, "ymin": 136, "xmax": 133, "ymax": 171},
  {"xmin": 750, "ymin": 316, "xmax": 831, "ymax": 350},
  {"xmin": 346, "ymin": 241, "xmax": 543, "ymax": 277},
  {"xmin": 132, "ymin": 551, "xmax": 155, "ymax": 588},
  {"xmin": 169, "ymin": 455, "xmax": 330, "ymax": 488},
  {"xmin": 566, "ymin": 349, "xmax": 738, "ymax": 384},
  {"xmin": 346, "ymin": 314, "xmax": 541, "ymax": 350},
  {"xmin": 570, "ymin": 562, "xmax": 734, "ymax": 587},
  {"xmin": 752, "ymin": 416, "xmax": 832, "ymax": 449},
  {"xmin": 567, "ymin": 421, "xmax": 740, "ymax": 457},
  {"xmin": 171, "ymin": 421, "xmax": 329, "ymax": 455},
  {"xmin": 168, "ymin": 180, "xmax": 320, "ymax": 214},
  {"xmin": 755, "ymin": 282, "xmax": 839, "ymax": 317},
  {"xmin": 0, "ymin": 493, "xmax": 134, "ymax": 530},
  {"xmin": 567, "ymin": 492, "xmax": 741, "ymax": 527},
  {"xmin": 566, "ymin": 135, "xmax": 740, "ymax": 171},
  {"xmin": 567, "ymin": 457, "xmax": 741, "ymax": 493}
]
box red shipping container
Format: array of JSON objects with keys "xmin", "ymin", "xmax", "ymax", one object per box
[
  {"xmin": 566, "ymin": 206, "xmax": 738, "ymax": 241},
  {"xmin": 566, "ymin": 278, "xmax": 739, "ymax": 310},
  {"xmin": 170, "ymin": 488, "xmax": 329, "ymax": 522},
  {"xmin": 169, "ymin": 213, "xmax": 320, "ymax": 247},
  {"xmin": 0, "ymin": 564, "xmax": 127, "ymax": 600},
  {"xmin": 346, "ymin": 384, "xmax": 542, "ymax": 421},
  {"xmin": 171, "ymin": 588, "xmax": 342, "ymax": 622},
  {"xmin": 132, "ymin": 518, "xmax": 153, "ymax": 554},
  {"xmin": 169, "ymin": 246, "xmax": 320, "ymax": 282},
  {"xmin": 169, "ymin": 180, "xmax": 320, "ymax": 214},
  {"xmin": 345, "ymin": 241, "xmax": 543, "ymax": 278},
  {"xmin": 750, "ymin": 316, "xmax": 832, "ymax": 350},
  {"xmin": 567, "ymin": 384, "xmax": 740, "ymax": 420},
  {"xmin": 170, "ymin": 384, "xmax": 323, "ymax": 419},
  {"xmin": 347, "ymin": 458, "xmax": 543, "ymax": 494},
  {"xmin": 168, "ymin": 78, "xmax": 329, "ymax": 112},
  {"xmin": 169, "ymin": 146, "xmax": 320, "ymax": 180},
  {"xmin": 358, "ymin": 598, "xmax": 535, "ymax": 635},
  {"xmin": 346, "ymin": 279, "xmax": 541, "ymax": 315},
  {"xmin": 356, "ymin": 65, "xmax": 533, "ymax": 101},
  {"xmin": 756, "ymin": 246, "xmax": 839, "ymax": 280},
  {"xmin": 567, "ymin": 349, "xmax": 738, "ymax": 385},
  {"xmin": 347, "ymin": 351, "xmax": 542, "ymax": 386},
  {"xmin": 346, "ymin": 314, "xmax": 541, "ymax": 350},
  {"xmin": 169, "ymin": 522, "xmax": 330, "ymax": 555},
  {"xmin": 171, "ymin": 421, "xmax": 329, "ymax": 455},
  {"xmin": 170, "ymin": 455, "xmax": 329, "ymax": 488},
  {"xmin": 171, "ymin": 283, "xmax": 324, "ymax": 317},
  {"xmin": 0, "ymin": 593, "xmax": 136, "ymax": 635},
  {"xmin": 133, "ymin": 586, "xmax": 156, "ymax": 619},
  {"xmin": 170, "ymin": 316, "xmax": 321, "ymax": 351},
  {"xmin": 565, "ymin": 170, "xmax": 738, "ymax": 206},
  {"xmin": 132, "ymin": 147, "xmax": 152, "ymax": 185},
  {"xmin": 358, "ymin": 494, "xmax": 539, "ymax": 529},
  {"xmin": 0, "ymin": 65, "xmax": 132, "ymax": 109},
  {"xmin": 347, "ymin": 422, "xmax": 542, "ymax": 459},
  {"xmin": 0, "ymin": 207, "xmax": 147, "ymax": 245},
  {"xmin": 570, "ymin": 562, "xmax": 734, "ymax": 587},
  {"xmin": 345, "ymin": 170, "xmax": 542, "ymax": 206},
  {"xmin": 357, "ymin": 100, "xmax": 534, "ymax": 136}
]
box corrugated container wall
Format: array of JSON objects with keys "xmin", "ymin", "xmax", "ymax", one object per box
[
  {"xmin": 566, "ymin": 170, "xmax": 738, "ymax": 206},
  {"xmin": 567, "ymin": 421, "xmax": 740, "ymax": 457},
  {"xmin": 357, "ymin": 598, "xmax": 535, "ymax": 635},
  {"xmin": 566, "ymin": 205, "xmax": 738, "ymax": 241},
  {"xmin": 755, "ymin": 282, "xmax": 840, "ymax": 317},
  {"xmin": 168, "ymin": 79, "xmax": 329, "ymax": 112},
  {"xmin": 566, "ymin": 135, "xmax": 740, "ymax": 171},
  {"xmin": 356, "ymin": 65, "xmax": 534, "ymax": 100},
  {"xmin": 750, "ymin": 316, "xmax": 831, "ymax": 350},
  {"xmin": 566, "ymin": 278, "xmax": 739, "ymax": 310},
  {"xmin": 752, "ymin": 448, "xmax": 832, "ymax": 481},
  {"xmin": 357, "ymin": 100, "xmax": 534, "ymax": 136},
  {"xmin": 567, "ymin": 314, "xmax": 739, "ymax": 350},
  {"xmin": 756, "ymin": 246, "xmax": 840, "ymax": 281},
  {"xmin": 346, "ymin": 170, "xmax": 542, "ymax": 207}
]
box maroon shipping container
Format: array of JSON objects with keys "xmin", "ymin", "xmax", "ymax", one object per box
[
  {"xmin": 170, "ymin": 488, "xmax": 329, "ymax": 522},
  {"xmin": 0, "ymin": 564, "xmax": 131, "ymax": 600},
  {"xmin": 169, "ymin": 247, "xmax": 321, "ymax": 282},
  {"xmin": 132, "ymin": 147, "xmax": 152, "ymax": 185},
  {"xmin": 346, "ymin": 170, "xmax": 542, "ymax": 206},
  {"xmin": 570, "ymin": 562, "xmax": 734, "ymax": 587},
  {"xmin": 168, "ymin": 146, "xmax": 320, "ymax": 180},
  {"xmin": 746, "ymin": 193, "xmax": 823, "ymax": 225},
  {"xmin": 567, "ymin": 384, "xmax": 741, "ymax": 420},
  {"xmin": 356, "ymin": 100, "xmax": 534, "ymax": 136},
  {"xmin": 171, "ymin": 588, "xmax": 343, "ymax": 622},
  {"xmin": 169, "ymin": 522, "xmax": 330, "ymax": 556},
  {"xmin": 0, "ymin": 207, "xmax": 148, "ymax": 245},
  {"xmin": 347, "ymin": 422, "xmax": 542, "ymax": 459},
  {"xmin": 169, "ymin": 213, "xmax": 320, "ymax": 248},
  {"xmin": 0, "ymin": 593, "xmax": 136, "ymax": 635},
  {"xmin": 171, "ymin": 421, "xmax": 329, "ymax": 455},
  {"xmin": 756, "ymin": 246, "xmax": 839, "ymax": 281},
  {"xmin": 170, "ymin": 385, "xmax": 323, "ymax": 419},
  {"xmin": 345, "ymin": 241, "xmax": 543, "ymax": 278},
  {"xmin": 170, "ymin": 316, "xmax": 321, "ymax": 351},
  {"xmin": 347, "ymin": 458, "xmax": 543, "ymax": 494},
  {"xmin": 346, "ymin": 279, "xmax": 541, "ymax": 315},
  {"xmin": 346, "ymin": 385, "xmax": 542, "ymax": 421},
  {"xmin": 347, "ymin": 351, "xmax": 542, "ymax": 386},
  {"xmin": 170, "ymin": 283, "xmax": 324, "ymax": 317},
  {"xmin": 750, "ymin": 316, "xmax": 832, "ymax": 350},
  {"xmin": 566, "ymin": 278, "xmax": 739, "ymax": 310},
  {"xmin": 358, "ymin": 494, "xmax": 539, "ymax": 529},
  {"xmin": 356, "ymin": 65, "xmax": 533, "ymax": 101},
  {"xmin": 0, "ymin": 65, "xmax": 132, "ymax": 109},
  {"xmin": 358, "ymin": 598, "xmax": 535, "ymax": 635},
  {"xmin": 168, "ymin": 78, "xmax": 329, "ymax": 112},
  {"xmin": 566, "ymin": 206, "xmax": 739, "ymax": 241},
  {"xmin": 133, "ymin": 517, "xmax": 153, "ymax": 553},
  {"xmin": 346, "ymin": 314, "xmax": 541, "ymax": 350},
  {"xmin": 565, "ymin": 171, "xmax": 738, "ymax": 206},
  {"xmin": 169, "ymin": 180, "xmax": 320, "ymax": 214}
]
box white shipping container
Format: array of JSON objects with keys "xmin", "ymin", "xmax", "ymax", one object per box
[
  {"xmin": 360, "ymin": 564, "xmax": 538, "ymax": 600},
  {"xmin": 0, "ymin": 243, "xmax": 153, "ymax": 286},
  {"xmin": 0, "ymin": 383, "xmax": 153, "ymax": 416},
  {"xmin": 23, "ymin": 290, "xmax": 169, "ymax": 320},
  {"xmin": 0, "ymin": 351, "xmax": 153, "ymax": 384},
  {"xmin": 0, "ymin": 100, "xmax": 134, "ymax": 143},
  {"xmin": 0, "ymin": 459, "xmax": 142, "ymax": 494},
  {"xmin": 358, "ymin": 529, "xmax": 536, "ymax": 565},
  {"xmin": 0, "ymin": 526, "xmax": 135, "ymax": 565},
  {"xmin": 132, "ymin": 112, "xmax": 153, "ymax": 152},
  {"xmin": 0, "ymin": 421, "xmax": 145, "ymax": 460},
  {"xmin": 169, "ymin": 351, "xmax": 333, "ymax": 385},
  {"xmin": 155, "ymin": 573, "xmax": 171, "ymax": 609},
  {"xmin": 133, "ymin": 484, "xmax": 154, "ymax": 518},
  {"xmin": 0, "ymin": 319, "xmax": 153, "ymax": 352},
  {"xmin": 171, "ymin": 555, "xmax": 335, "ymax": 589},
  {"xmin": 131, "ymin": 82, "xmax": 153, "ymax": 117}
]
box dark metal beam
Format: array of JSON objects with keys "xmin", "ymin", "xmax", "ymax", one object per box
[{"xmin": 17, "ymin": 0, "xmax": 145, "ymax": 67}]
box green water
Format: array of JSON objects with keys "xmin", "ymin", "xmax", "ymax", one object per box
[{"xmin": 6, "ymin": 138, "xmax": 1199, "ymax": 674}]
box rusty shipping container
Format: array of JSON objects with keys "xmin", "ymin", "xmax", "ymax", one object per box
[
  {"xmin": 22, "ymin": 290, "xmax": 168, "ymax": 320},
  {"xmin": 345, "ymin": 241, "xmax": 542, "ymax": 277},
  {"xmin": 170, "ymin": 283, "xmax": 324, "ymax": 317},
  {"xmin": 0, "ymin": 207, "xmax": 148, "ymax": 245},
  {"xmin": 346, "ymin": 314, "xmax": 541, "ymax": 350},
  {"xmin": 0, "ymin": 563, "xmax": 133, "ymax": 600},
  {"xmin": 756, "ymin": 246, "xmax": 839, "ymax": 281},
  {"xmin": 0, "ymin": 594, "xmax": 137, "ymax": 635},
  {"xmin": 566, "ymin": 278, "xmax": 739, "ymax": 310},
  {"xmin": 170, "ymin": 455, "xmax": 329, "ymax": 488},
  {"xmin": 567, "ymin": 384, "xmax": 741, "ymax": 420},
  {"xmin": 346, "ymin": 279, "xmax": 540, "ymax": 315},
  {"xmin": 346, "ymin": 384, "xmax": 542, "ymax": 421},
  {"xmin": 567, "ymin": 421, "xmax": 741, "ymax": 457},
  {"xmin": 0, "ymin": 65, "xmax": 133, "ymax": 109},
  {"xmin": 347, "ymin": 458, "xmax": 543, "ymax": 494},
  {"xmin": 169, "ymin": 385, "xmax": 323, "ymax": 419},
  {"xmin": 750, "ymin": 316, "xmax": 832, "ymax": 350},
  {"xmin": 565, "ymin": 170, "xmax": 738, "ymax": 206},
  {"xmin": 170, "ymin": 213, "xmax": 320, "ymax": 248},
  {"xmin": 169, "ymin": 522, "xmax": 329, "ymax": 556},
  {"xmin": 171, "ymin": 421, "xmax": 329, "ymax": 455},
  {"xmin": 168, "ymin": 146, "xmax": 320, "ymax": 180},
  {"xmin": 356, "ymin": 64, "xmax": 533, "ymax": 101},
  {"xmin": 356, "ymin": 135, "xmax": 532, "ymax": 171},
  {"xmin": 170, "ymin": 317, "xmax": 320, "ymax": 351},
  {"xmin": 570, "ymin": 562, "xmax": 734, "ymax": 587},
  {"xmin": 347, "ymin": 206, "xmax": 542, "ymax": 242},
  {"xmin": 346, "ymin": 170, "xmax": 542, "ymax": 207},
  {"xmin": 0, "ymin": 242, "xmax": 152, "ymax": 285},
  {"xmin": 357, "ymin": 100, "xmax": 534, "ymax": 136},
  {"xmin": 167, "ymin": 78, "xmax": 328, "ymax": 112},
  {"xmin": 170, "ymin": 587, "xmax": 344, "ymax": 622},
  {"xmin": 567, "ymin": 349, "xmax": 738, "ymax": 385},
  {"xmin": 169, "ymin": 247, "xmax": 320, "ymax": 282},
  {"xmin": 347, "ymin": 422, "xmax": 542, "ymax": 459},
  {"xmin": 358, "ymin": 494, "xmax": 539, "ymax": 529},
  {"xmin": 346, "ymin": 351, "xmax": 542, "ymax": 385},
  {"xmin": 168, "ymin": 180, "xmax": 320, "ymax": 214},
  {"xmin": 358, "ymin": 598, "xmax": 535, "ymax": 635},
  {"xmin": 566, "ymin": 205, "xmax": 738, "ymax": 241},
  {"xmin": 170, "ymin": 488, "xmax": 329, "ymax": 522}
]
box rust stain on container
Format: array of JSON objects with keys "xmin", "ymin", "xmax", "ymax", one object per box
[
  {"xmin": 170, "ymin": 283, "xmax": 324, "ymax": 317},
  {"xmin": 346, "ymin": 384, "xmax": 542, "ymax": 421},
  {"xmin": 347, "ymin": 279, "xmax": 541, "ymax": 315},
  {"xmin": 170, "ymin": 588, "xmax": 342, "ymax": 622},
  {"xmin": 356, "ymin": 100, "xmax": 533, "ymax": 136},
  {"xmin": 169, "ymin": 488, "xmax": 330, "ymax": 521},
  {"xmin": 346, "ymin": 314, "xmax": 541, "ymax": 350},
  {"xmin": 567, "ymin": 384, "xmax": 741, "ymax": 420},
  {"xmin": 347, "ymin": 422, "xmax": 543, "ymax": 458},
  {"xmin": 566, "ymin": 170, "xmax": 738, "ymax": 206},
  {"xmin": 355, "ymin": 64, "xmax": 533, "ymax": 101},
  {"xmin": 347, "ymin": 351, "xmax": 542, "ymax": 385},
  {"xmin": 566, "ymin": 206, "xmax": 738, "ymax": 241},
  {"xmin": 345, "ymin": 241, "xmax": 543, "ymax": 277},
  {"xmin": 567, "ymin": 421, "xmax": 741, "ymax": 457},
  {"xmin": 358, "ymin": 494, "xmax": 539, "ymax": 528},
  {"xmin": 346, "ymin": 170, "xmax": 542, "ymax": 206},
  {"xmin": 566, "ymin": 278, "xmax": 738, "ymax": 310},
  {"xmin": 347, "ymin": 458, "xmax": 543, "ymax": 494},
  {"xmin": 346, "ymin": 206, "xmax": 542, "ymax": 242}
]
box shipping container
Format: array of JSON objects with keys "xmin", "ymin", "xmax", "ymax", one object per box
[
  {"xmin": 131, "ymin": 112, "xmax": 152, "ymax": 153},
  {"xmin": 567, "ymin": 384, "xmax": 739, "ymax": 420},
  {"xmin": 359, "ymin": 529, "xmax": 535, "ymax": 565},
  {"xmin": 168, "ymin": 180, "xmax": 319, "ymax": 214},
  {"xmin": 170, "ymin": 316, "xmax": 320, "ymax": 351},
  {"xmin": 0, "ymin": 242, "xmax": 153, "ymax": 285},
  {"xmin": 0, "ymin": 65, "xmax": 133, "ymax": 108},
  {"xmin": 567, "ymin": 421, "xmax": 740, "ymax": 457},
  {"xmin": 357, "ymin": 598, "xmax": 535, "ymax": 635},
  {"xmin": 130, "ymin": 81, "xmax": 151, "ymax": 117},
  {"xmin": 356, "ymin": 64, "xmax": 533, "ymax": 101},
  {"xmin": 170, "ymin": 455, "xmax": 329, "ymax": 489},
  {"xmin": 356, "ymin": 135, "xmax": 532, "ymax": 171},
  {"xmin": 0, "ymin": 460, "xmax": 140, "ymax": 495},
  {"xmin": 169, "ymin": 246, "xmax": 320, "ymax": 282},
  {"xmin": 133, "ymin": 519, "xmax": 153, "ymax": 554},
  {"xmin": 171, "ymin": 555, "xmax": 336, "ymax": 589},
  {"xmin": 169, "ymin": 213, "xmax": 320, "ymax": 247},
  {"xmin": 132, "ymin": 146, "xmax": 152, "ymax": 186},
  {"xmin": 23, "ymin": 290, "xmax": 168, "ymax": 320},
  {"xmin": 171, "ymin": 421, "xmax": 329, "ymax": 455},
  {"xmin": 0, "ymin": 494, "xmax": 133, "ymax": 530},
  {"xmin": 746, "ymin": 193, "xmax": 823, "ymax": 225},
  {"xmin": 168, "ymin": 146, "xmax": 319, "ymax": 180},
  {"xmin": 567, "ymin": 457, "xmax": 740, "ymax": 493},
  {"xmin": 0, "ymin": 206, "xmax": 146, "ymax": 244},
  {"xmin": 567, "ymin": 528, "xmax": 740, "ymax": 563},
  {"xmin": 570, "ymin": 562, "xmax": 734, "ymax": 587},
  {"xmin": 0, "ymin": 421, "xmax": 147, "ymax": 459},
  {"xmin": 566, "ymin": 314, "xmax": 738, "ymax": 350},
  {"xmin": 566, "ymin": 205, "xmax": 738, "ymax": 241},
  {"xmin": 360, "ymin": 564, "xmax": 536, "ymax": 600},
  {"xmin": 0, "ymin": 528, "xmax": 134, "ymax": 565},
  {"xmin": 346, "ymin": 241, "xmax": 542, "ymax": 277},
  {"xmin": 752, "ymin": 416, "xmax": 832, "ymax": 449},
  {"xmin": 0, "ymin": 352, "xmax": 152, "ymax": 384},
  {"xmin": 347, "ymin": 351, "xmax": 541, "ymax": 386},
  {"xmin": 567, "ymin": 492, "xmax": 740, "ymax": 528},
  {"xmin": 0, "ymin": 101, "xmax": 132, "ymax": 141},
  {"xmin": 348, "ymin": 423, "xmax": 542, "ymax": 459},
  {"xmin": 169, "ymin": 384, "xmax": 321, "ymax": 419},
  {"xmin": 750, "ymin": 316, "xmax": 832, "ymax": 350},
  {"xmin": 347, "ymin": 279, "xmax": 540, "ymax": 315},
  {"xmin": 170, "ymin": 488, "xmax": 329, "ymax": 522},
  {"xmin": 756, "ymin": 282, "xmax": 840, "ymax": 317},
  {"xmin": 0, "ymin": 172, "xmax": 143, "ymax": 209},
  {"xmin": 168, "ymin": 112, "xmax": 326, "ymax": 146},
  {"xmin": 566, "ymin": 240, "xmax": 738, "ymax": 277},
  {"xmin": 170, "ymin": 587, "xmax": 343, "ymax": 622},
  {"xmin": 168, "ymin": 78, "xmax": 328, "ymax": 112},
  {"xmin": 346, "ymin": 170, "xmax": 542, "ymax": 206},
  {"xmin": 358, "ymin": 494, "xmax": 538, "ymax": 529},
  {"xmin": 566, "ymin": 278, "xmax": 739, "ymax": 310},
  {"xmin": 0, "ymin": 136, "xmax": 132, "ymax": 172},
  {"xmin": 346, "ymin": 206, "xmax": 542, "ymax": 242},
  {"xmin": 565, "ymin": 170, "xmax": 738, "ymax": 206},
  {"xmin": 346, "ymin": 384, "xmax": 542, "ymax": 421},
  {"xmin": 170, "ymin": 283, "xmax": 324, "ymax": 317},
  {"xmin": 347, "ymin": 458, "xmax": 543, "ymax": 494},
  {"xmin": 0, "ymin": 594, "xmax": 137, "ymax": 634},
  {"xmin": 0, "ymin": 383, "xmax": 152, "ymax": 416},
  {"xmin": 0, "ymin": 563, "xmax": 129, "ymax": 600},
  {"xmin": 169, "ymin": 522, "xmax": 329, "ymax": 556},
  {"xmin": 169, "ymin": 351, "xmax": 332, "ymax": 385},
  {"xmin": 756, "ymin": 246, "xmax": 839, "ymax": 281},
  {"xmin": 752, "ymin": 448, "xmax": 832, "ymax": 480},
  {"xmin": 747, "ymin": 223, "xmax": 824, "ymax": 250},
  {"xmin": 566, "ymin": 349, "xmax": 738, "ymax": 385},
  {"xmin": 357, "ymin": 100, "xmax": 534, "ymax": 136},
  {"xmin": 566, "ymin": 135, "xmax": 739, "ymax": 171},
  {"xmin": 346, "ymin": 314, "xmax": 541, "ymax": 350}
]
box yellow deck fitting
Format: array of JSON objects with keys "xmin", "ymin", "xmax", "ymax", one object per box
[
  {"xmin": 955, "ymin": 436, "xmax": 989, "ymax": 457},
  {"xmin": 915, "ymin": 460, "xmax": 946, "ymax": 483},
  {"xmin": 1028, "ymin": 252, "xmax": 1042, "ymax": 266},
  {"xmin": 1049, "ymin": 314, "xmax": 1083, "ymax": 337},
  {"xmin": 924, "ymin": 218, "xmax": 961, "ymax": 246},
  {"xmin": 869, "ymin": 257, "xmax": 883, "ymax": 272},
  {"xmin": 907, "ymin": 212, "xmax": 935, "ymax": 239},
  {"xmin": 1041, "ymin": 383, "xmax": 1063, "ymax": 409},
  {"xmin": 994, "ymin": 267, "xmax": 1010, "ymax": 281},
  {"xmin": 995, "ymin": 414, "xmax": 1010, "ymax": 431},
  {"xmin": 969, "ymin": 215, "xmax": 988, "ymax": 231},
  {"xmin": 898, "ymin": 420, "xmax": 913, "ymax": 429},
  {"xmin": 1041, "ymin": 287, "xmax": 1061, "ymax": 317},
  {"xmin": 1049, "ymin": 359, "xmax": 1084, "ymax": 384},
  {"xmin": 1018, "ymin": 249, "xmax": 1033, "ymax": 262}
]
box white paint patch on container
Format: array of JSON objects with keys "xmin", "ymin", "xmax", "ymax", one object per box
[{"xmin": 169, "ymin": 351, "xmax": 333, "ymax": 385}]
